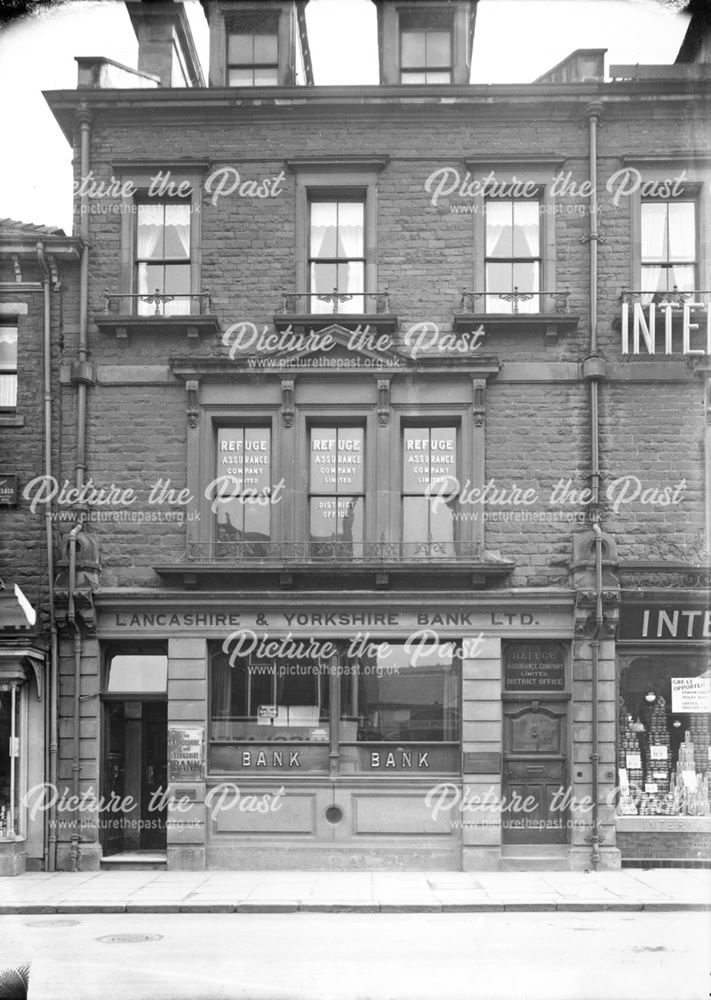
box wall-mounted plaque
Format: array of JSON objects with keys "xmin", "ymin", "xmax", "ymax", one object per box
[
  {"xmin": 168, "ymin": 727, "xmax": 204, "ymax": 782},
  {"xmin": 463, "ymin": 751, "xmax": 501, "ymax": 774},
  {"xmin": 503, "ymin": 641, "xmax": 565, "ymax": 692},
  {"xmin": 0, "ymin": 474, "xmax": 18, "ymax": 506}
]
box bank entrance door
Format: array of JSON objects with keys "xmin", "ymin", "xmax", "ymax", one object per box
[{"xmin": 502, "ymin": 701, "xmax": 568, "ymax": 845}]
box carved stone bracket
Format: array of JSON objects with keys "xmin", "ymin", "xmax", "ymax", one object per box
[
  {"xmin": 281, "ymin": 379, "xmax": 295, "ymax": 428},
  {"xmin": 472, "ymin": 378, "xmax": 486, "ymax": 426},
  {"xmin": 186, "ymin": 379, "xmax": 200, "ymax": 429},
  {"xmin": 377, "ymin": 378, "xmax": 391, "ymax": 427}
]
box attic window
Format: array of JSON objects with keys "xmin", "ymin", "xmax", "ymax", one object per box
[
  {"xmin": 227, "ymin": 11, "xmax": 279, "ymax": 86},
  {"xmin": 400, "ymin": 9, "xmax": 453, "ymax": 84}
]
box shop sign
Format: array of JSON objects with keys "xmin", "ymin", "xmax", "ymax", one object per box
[
  {"xmin": 671, "ymin": 676, "xmax": 711, "ymax": 713},
  {"xmin": 463, "ymin": 751, "xmax": 501, "ymax": 774},
  {"xmin": 0, "ymin": 474, "xmax": 17, "ymax": 506},
  {"xmin": 211, "ymin": 744, "xmax": 330, "ymax": 773},
  {"xmin": 168, "ymin": 727, "xmax": 204, "ymax": 781},
  {"xmin": 619, "ymin": 605, "xmax": 711, "ymax": 641},
  {"xmin": 503, "ymin": 641, "xmax": 565, "ymax": 691},
  {"xmin": 257, "ymin": 705, "xmax": 277, "ymax": 723},
  {"xmin": 621, "ymin": 301, "xmax": 711, "ymax": 356},
  {"xmin": 359, "ymin": 744, "xmax": 459, "ymax": 772}
]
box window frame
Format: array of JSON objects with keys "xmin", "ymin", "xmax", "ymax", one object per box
[
  {"xmin": 400, "ymin": 420, "xmax": 460, "ymax": 552},
  {"xmin": 226, "ymin": 18, "xmax": 279, "ymax": 87},
  {"xmin": 307, "ymin": 192, "xmax": 367, "ymax": 314},
  {"xmin": 0, "ymin": 320, "xmax": 18, "ymax": 412},
  {"xmin": 293, "ymin": 167, "xmax": 381, "ymax": 316},
  {"xmin": 484, "ymin": 194, "xmax": 543, "ymax": 314},
  {"xmin": 398, "ymin": 7, "xmax": 454, "ymax": 85},
  {"xmin": 117, "ymin": 167, "xmax": 203, "ymax": 316},
  {"xmin": 214, "ymin": 422, "xmax": 274, "ymax": 546},
  {"xmin": 308, "ymin": 422, "xmax": 367, "ymax": 556},
  {"xmin": 133, "ymin": 196, "xmax": 193, "ymax": 316},
  {"xmin": 639, "ymin": 193, "xmax": 699, "ymax": 301}
]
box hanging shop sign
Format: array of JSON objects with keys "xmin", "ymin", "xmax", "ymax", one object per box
[
  {"xmin": 0, "ymin": 474, "xmax": 18, "ymax": 506},
  {"xmin": 671, "ymin": 676, "xmax": 711, "ymax": 714},
  {"xmin": 168, "ymin": 727, "xmax": 205, "ymax": 782},
  {"xmin": 503, "ymin": 641, "xmax": 566, "ymax": 692},
  {"xmin": 619, "ymin": 604, "xmax": 711, "ymax": 642}
]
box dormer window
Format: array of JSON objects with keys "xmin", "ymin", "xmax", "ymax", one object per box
[
  {"xmin": 400, "ymin": 9, "xmax": 453, "ymax": 84},
  {"xmin": 227, "ymin": 12, "xmax": 279, "ymax": 86}
]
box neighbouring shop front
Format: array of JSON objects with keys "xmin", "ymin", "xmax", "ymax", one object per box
[
  {"xmin": 72, "ymin": 592, "xmax": 622, "ymax": 872},
  {"xmin": 615, "ymin": 595, "xmax": 711, "ymax": 866}
]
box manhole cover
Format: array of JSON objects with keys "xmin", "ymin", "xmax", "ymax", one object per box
[
  {"xmin": 26, "ymin": 919, "xmax": 80, "ymax": 927},
  {"xmin": 97, "ymin": 934, "xmax": 163, "ymax": 944}
]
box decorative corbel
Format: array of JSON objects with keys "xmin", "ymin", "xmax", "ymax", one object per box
[
  {"xmin": 281, "ymin": 379, "xmax": 294, "ymax": 428},
  {"xmin": 377, "ymin": 378, "xmax": 391, "ymax": 427},
  {"xmin": 186, "ymin": 379, "xmax": 200, "ymax": 429},
  {"xmin": 472, "ymin": 378, "xmax": 486, "ymax": 427}
]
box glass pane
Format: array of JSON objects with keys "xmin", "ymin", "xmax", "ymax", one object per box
[
  {"xmin": 136, "ymin": 263, "xmax": 164, "ymax": 314},
  {"xmin": 311, "ymin": 427, "xmax": 337, "ymax": 492},
  {"xmin": 512, "ymin": 261, "xmax": 540, "ymax": 313},
  {"xmin": 426, "ymin": 31, "xmax": 450, "ymax": 66},
  {"xmin": 402, "ymin": 496, "xmax": 429, "ymax": 543},
  {"xmin": 641, "ymin": 265, "xmax": 666, "ymax": 299},
  {"xmin": 0, "ymin": 374, "xmax": 17, "ymax": 408},
  {"xmin": 107, "ymin": 655, "xmax": 168, "ymax": 694},
  {"xmin": 310, "ymin": 201, "xmax": 338, "ymax": 258},
  {"xmin": 253, "ymin": 68, "xmax": 278, "ymax": 86},
  {"xmin": 216, "ymin": 427, "xmax": 271, "ymax": 541},
  {"xmin": 486, "ymin": 200, "xmax": 512, "ymax": 257},
  {"xmin": 137, "ymin": 203, "xmax": 165, "ymax": 260},
  {"xmin": 253, "ymin": 33, "xmax": 278, "ymax": 63},
  {"xmin": 337, "ymin": 262, "xmax": 364, "ymax": 311},
  {"xmin": 163, "ymin": 204, "xmax": 190, "ymax": 259},
  {"xmin": 163, "ymin": 264, "xmax": 192, "ymax": 316},
  {"xmin": 401, "ymin": 30, "xmax": 426, "ymax": 66},
  {"xmin": 513, "ymin": 200, "xmax": 540, "ymax": 256},
  {"xmin": 338, "ymin": 427, "xmax": 364, "ymax": 492},
  {"xmin": 310, "ymin": 262, "xmax": 338, "ymax": 313},
  {"xmin": 228, "ymin": 68, "xmax": 254, "ymax": 86},
  {"xmin": 425, "ymin": 70, "xmax": 451, "ymax": 84},
  {"xmin": 668, "ymin": 202, "xmax": 695, "ymax": 262},
  {"xmin": 227, "ymin": 33, "xmax": 252, "ymax": 63},
  {"xmin": 244, "ymin": 427, "xmax": 271, "ymax": 491},
  {"xmin": 486, "ymin": 262, "xmax": 512, "ymax": 312},
  {"xmin": 641, "ymin": 202, "xmax": 668, "ymax": 262},
  {"xmin": 0, "ymin": 689, "xmax": 21, "ymax": 835},
  {"xmin": 402, "ymin": 427, "xmax": 456, "ymax": 494},
  {"xmin": 340, "ymin": 643, "xmax": 459, "ymax": 742},
  {"xmin": 0, "ymin": 327, "xmax": 17, "ymax": 369},
  {"xmin": 337, "ymin": 201, "xmax": 364, "ymax": 257},
  {"xmin": 669, "ymin": 264, "xmax": 696, "ymax": 292},
  {"xmin": 310, "ymin": 496, "xmax": 363, "ymax": 543},
  {"xmin": 401, "ymin": 71, "xmax": 427, "ymax": 84}
]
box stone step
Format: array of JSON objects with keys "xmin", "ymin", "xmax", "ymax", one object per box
[{"xmin": 100, "ymin": 852, "xmax": 167, "ymax": 872}]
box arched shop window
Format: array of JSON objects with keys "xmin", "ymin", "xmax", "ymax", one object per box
[{"xmin": 618, "ymin": 654, "xmax": 710, "ymax": 817}]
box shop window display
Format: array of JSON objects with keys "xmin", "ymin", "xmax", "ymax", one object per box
[
  {"xmin": 617, "ymin": 655, "xmax": 710, "ymax": 816},
  {"xmin": 0, "ymin": 689, "xmax": 19, "ymax": 837}
]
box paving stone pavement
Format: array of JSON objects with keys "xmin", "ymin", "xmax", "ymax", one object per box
[{"xmin": 0, "ymin": 869, "xmax": 709, "ymax": 913}]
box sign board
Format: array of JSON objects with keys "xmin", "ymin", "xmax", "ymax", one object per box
[
  {"xmin": 503, "ymin": 642, "xmax": 566, "ymax": 691},
  {"xmin": 650, "ymin": 745, "xmax": 668, "ymax": 760},
  {"xmin": 0, "ymin": 474, "xmax": 18, "ymax": 506},
  {"xmin": 626, "ymin": 753, "xmax": 642, "ymax": 770},
  {"xmin": 671, "ymin": 676, "xmax": 711, "ymax": 713},
  {"xmin": 644, "ymin": 782, "xmax": 658, "ymax": 793},
  {"xmin": 619, "ymin": 604, "xmax": 711, "ymax": 641},
  {"xmin": 168, "ymin": 727, "xmax": 204, "ymax": 782},
  {"xmin": 257, "ymin": 705, "xmax": 277, "ymax": 724}
]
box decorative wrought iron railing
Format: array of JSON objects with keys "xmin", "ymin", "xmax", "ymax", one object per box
[
  {"xmin": 104, "ymin": 289, "xmax": 212, "ymax": 316},
  {"xmin": 280, "ymin": 289, "xmax": 391, "ymax": 314},
  {"xmin": 459, "ymin": 288, "xmax": 571, "ymax": 314},
  {"xmin": 187, "ymin": 539, "xmax": 485, "ymax": 563},
  {"xmin": 619, "ymin": 287, "xmax": 711, "ymax": 306}
]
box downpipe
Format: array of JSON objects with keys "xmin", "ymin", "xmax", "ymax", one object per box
[
  {"xmin": 67, "ymin": 520, "xmax": 83, "ymax": 872},
  {"xmin": 36, "ymin": 243, "xmax": 60, "ymax": 872}
]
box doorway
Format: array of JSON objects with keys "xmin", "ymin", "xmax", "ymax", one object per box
[{"xmin": 502, "ymin": 701, "xmax": 569, "ymax": 845}]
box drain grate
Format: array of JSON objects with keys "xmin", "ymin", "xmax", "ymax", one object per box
[{"xmin": 97, "ymin": 933, "xmax": 163, "ymax": 944}]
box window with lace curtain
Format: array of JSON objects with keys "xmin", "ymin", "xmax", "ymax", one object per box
[
  {"xmin": 0, "ymin": 323, "xmax": 17, "ymax": 410},
  {"xmin": 308, "ymin": 194, "xmax": 366, "ymax": 314},
  {"xmin": 485, "ymin": 197, "xmax": 541, "ymax": 313},
  {"xmin": 641, "ymin": 198, "xmax": 697, "ymax": 304},
  {"xmin": 135, "ymin": 199, "xmax": 191, "ymax": 316}
]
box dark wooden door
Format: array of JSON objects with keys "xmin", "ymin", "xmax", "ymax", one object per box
[
  {"xmin": 102, "ymin": 702, "xmax": 127, "ymax": 856},
  {"xmin": 140, "ymin": 702, "xmax": 167, "ymax": 850},
  {"xmin": 503, "ymin": 702, "xmax": 568, "ymax": 845}
]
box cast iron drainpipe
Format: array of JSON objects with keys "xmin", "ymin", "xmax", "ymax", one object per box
[
  {"xmin": 67, "ymin": 520, "xmax": 83, "ymax": 872},
  {"xmin": 586, "ymin": 101, "xmax": 605, "ymax": 871},
  {"xmin": 36, "ymin": 243, "xmax": 59, "ymax": 871}
]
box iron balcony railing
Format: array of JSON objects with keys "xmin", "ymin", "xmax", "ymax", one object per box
[
  {"xmin": 459, "ymin": 288, "xmax": 571, "ymax": 314},
  {"xmin": 280, "ymin": 289, "xmax": 391, "ymax": 314},
  {"xmin": 187, "ymin": 539, "xmax": 485, "ymax": 563},
  {"xmin": 104, "ymin": 289, "xmax": 212, "ymax": 316},
  {"xmin": 619, "ymin": 287, "xmax": 711, "ymax": 306}
]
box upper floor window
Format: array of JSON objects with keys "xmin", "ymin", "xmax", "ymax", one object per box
[
  {"xmin": 309, "ymin": 426, "xmax": 364, "ymax": 557},
  {"xmin": 402, "ymin": 426, "xmax": 457, "ymax": 554},
  {"xmin": 485, "ymin": 198, "xmax": 541, "ymax": 313},
  {"xmin": 215, "ymin": 426, "xmax": 272, "ymax": 547},
  {"xmin": 0, "ymin": 323, "xmax": 17, "ymax": 410},
  {"xmin": 309, "ymin": 195, "xmax": 366, "ymax": 314},
  {"xmin": 641, "ymin": 198, "xmax": 697, "ymax": 301},
  {"xmin": 227, "ymin": 12, "xmax": 279, "ymax": 86},
  {"xmin": 400, "ymin": 9, "xmax": 453, "ymax": 84},
  {"xmin": 135, "ymin": 200, "xmax": 191, "ymax": 316}
]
